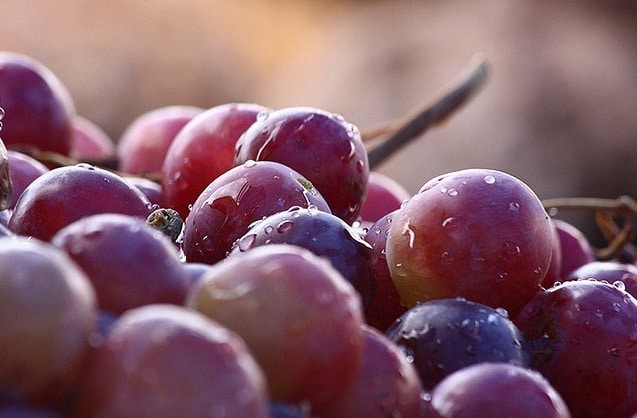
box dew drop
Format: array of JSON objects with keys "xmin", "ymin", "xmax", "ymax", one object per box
[
  {"xmin": 509, "ymin": 202, "xmax": 520, "ymax": 212},
  {"xmin": 612, "ymin": 302, "xmax": 622, "ymax": 313},
  {"xmin": 256, "ymin": 110, "xmax": 269, "ymax": 121},
  {"xmin": 447, "ymin": 188, "xmax": 458, "ymax": 196},
  {"xmin": 495, "ymin": 307, "xmax": 509, "ymax": 318},
  {"xmin": 236, "ymin": 234, "xmax": 256, "ymax": 252},
  {"xmin": 594, "ymin": 309, "xmax": 604, "ymax": 319},
  {"xmin": 483, "ymin": 175, "xmax": 496, "ymax": 184},
  {"xmin": 440, "ymin": 251, "xmax": 454, "ymax": 263},
  {"xmin": 548, "ymin": 207, "xmax": 559, "ymax": 216},
  {"xmin": 243, "ymin": 159, "xmax": 257, "ymax": 168},
  {"xmin": 277, "ymin": 220, "xmax": 294, "ymax": 233},
  {"xmin": 503, "ymin": 241, "xmax": 521, "ymax": 257},
  {"xmin": 394, "ymin": 263, "xmax": 407, "ymax": 277},
  {"xmin": 613, "ymin": 280, "xmax": 626, "ymax": 291},
  {"xmin": 0, "ymin": 121, "xmax": 3, "ymax": 131},
  {"xmin": 0, "ymin": 107, "xmax": 5, "ymax": 120},
  {"xmin": 307, "ymin": 204, "xmax": 319, "ymax": 215}
]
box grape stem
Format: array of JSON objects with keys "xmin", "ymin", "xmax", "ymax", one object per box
[
  {"xmin": 364, "ymin": 53, "xmax": 491, "ymax": 169},
  {"xmin": 542, "ymin": 195, "xmax": 637, "ymax": 260}
]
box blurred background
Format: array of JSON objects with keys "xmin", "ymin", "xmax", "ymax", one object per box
[{"xmin": 2, "ymin": 0, "xmax": 637, "ymax": 240}]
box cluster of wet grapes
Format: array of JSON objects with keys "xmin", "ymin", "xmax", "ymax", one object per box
[{"xmin": 2, "ymin": 51, "xmax": 637, "ymax": 418}]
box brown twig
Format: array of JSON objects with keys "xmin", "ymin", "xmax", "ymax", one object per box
[
  {"xmin": 365, "ymin": 54, "xmax": 491, "ymax": 169},
  {"xmin": 542, "ymin": 195, "xmax": 637, "ymax": 261}
]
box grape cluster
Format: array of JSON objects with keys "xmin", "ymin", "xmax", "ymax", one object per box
[{"xmin": 3, "ymin": 51, "xmax": 637, "ymax": 418}]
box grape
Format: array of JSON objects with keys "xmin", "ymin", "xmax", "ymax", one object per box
[
  {"xmin": 0, "ymin": 402, "xmax": 66, "ymax": 418},
  {"xmin": 162, "ymin": 103, "xmax": 268, "ymax": 218},
  {"xmin": 186, "ymin": 244, "xmax": 365, "ymax": 413},
  {"xmin": 363, "ymin": 210, "xmax": 408, "ymax": 331},
  {"xmin": 386, "ymin": 297, "xmax": 531, "ymax": 390},
  {"xmin": 9, "ymin": 163, "xmax": 154, "ymax": 241},
  {"xmin": 74, "ymin": 304, "xmax": 269, "ymax": 418},
  {"xmin": 386, "ymin": 168, "xmax": 553, "ymax": 315},
  {"xmin": 0, "ymin": 52, "xmax": 75, "ymax": 155},
  {"xmin": 228, "ymin": 206, "xmax": 377, "ymax": 311},
  {"xmin": 541, "ymin": 219, "xmax": 564, "ymax": 288},
  {"xmin": 515, "ymin": 280, "xmax": 637, "ymax": 418},
  {"xmin": 429, "ymin": 363, "xmax": 571, "ymax": 418},
  {"xmin": 319, "ymin": 325, "xmax": 423, "ymax": 418},
  {"xmin": 0, "ymin": 138, "xmax": 13, "ymax": 210},
  {"xmin": 51, "ymin": 213, "xmax": 190, "ymax": 315},
  {"xmin": 0, "ymin": 237, "xmax": 97, "ymax": 405},
  {"xmin": 182, "ymin": 160, "xmax": 331, "ymax": 265},
  {"xmin": 565, "ymin": 260, "xmax": 637, "ymax": 298},
  {"xmin": 552, "ymin": 218, "xmax": 595, "ymax": 278},
  {"xmin": 6, "ymin": 151, "xmax": 48, "ymax": 210},
  {"xmin": 124, "ymin": 175, "xmax": 164, "ymax": 208},
  {"xmin": 233, "ymin": 106, "xmax": 369, "ymax": 225},
  {"xmin": 69, "ymin": 115, "xmax": 115, "ymax": 162},
  {"xmin": 359, "ymin": 171, "xmax": 411, "ymax": 225},
  {"xmin": 268, "ymin": 402, "xmax": 312, "ymax": 418},
  {"xmin": 117, "ymin": 105, "xmax": 203, "ymax": 175}
]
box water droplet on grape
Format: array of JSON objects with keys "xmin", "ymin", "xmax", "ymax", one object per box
[
  {"xmin": 613, "ymin": 280, "xmax": 626, "ymax": 291},
  {"xmin": 595, "ymin": 309, "xmax": 604, "ymax": 319},
  {"xmin": 307, "ymin": 205, "xmax": 319, "ymax": 215},
  {"xmin": 440, "ymin": 251, "xmax": 454, "ymax": 263},
  {"xmin": 243, "ymin": 159, "xmax": 257, "ymax": 168},
  {"xmin": 483, "ymin": 175, "xmax": 496, "ymax": 184},
  {"xmin": 402, "ymin": 223, "xmax": 416, "ymax": 249},
  {"xmin": 277, "ymin": 220, "xmax": 293, "ymax": 233},
  {"xmin": 612, "ymin": 302, "xmax": 622, "ymax": 313},
  {"xmin": 495, "ymin": 307, "xmax": 509, "ymax": 318},
  {"xmin": 508, "ymin": 202, "xmax": 520, "ymax": 212},
  {"xmin": 548, "ymin": 207, "xmax": 559, "ymax": 216},
  {"xmin": 256, "ymin": 110, "xmax": 269, "ymax": 121},
  {"xmin": 394, "ymin": 263, "xmax": 407, "ymax": 277},
  {"xmin": 447, "ymin": 188, "xmax": 458, "ymax": 196},
  {"xmin": 0, "ymin": 121, "xmax": 3, "ymax": 131},
  {"xmin": 503, "ymin": 241, "xmax": 521, "ymax": 258},
  {"xmin": 461, "ymin": 318, "xmax": 480, "ymax": 338},
  {"xmin": 0, "ymin": 107, "xmax": 5, "ymax": 120},
  {"xmin": 236, "ymin": 234, "xmax": 256, "ymax": 252}
]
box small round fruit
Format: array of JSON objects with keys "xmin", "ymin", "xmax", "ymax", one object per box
[
  {"xmin": 429, "ymin": 363, "xmax": 571, "ymax": 418},
  {"xmin": 187, "ymin": 244, "xmax": 365, "ymax": 413},
  {"xmin": 386, "ymin": 168, "xmax": 553, "ymax": 315},
  {"xmin": 0, "ymin": 237, "xmax": 97, "ymax": 404},
  {"xmin": 74, "ymin": 304, "xmax": 269, "ymax": 418}
]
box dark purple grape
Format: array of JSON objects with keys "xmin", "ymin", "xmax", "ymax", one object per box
[
  {"xmin": 429, "ymin": 363, "xmax": 571, "ymax": 418},
  {"xmin": 386, "ymin": 297, "xmax": 531, "ymax": 390},
  {"xmin": 234, "ymin": 106, "xmax": 369, "ymax": 225},
  {"xmin": 51, "ymin": 213, "xmax": 190, "ymax": 315},
  {"xmin": 182, "ymin": 160, "xmax": 331, "ymax": 265},
  {"xmin": 228, "ymin": 206, "xmax": 377, "ymax": 311},
  {"xmin": 9, "ymin": 163, "xmax": 154, "ymax": 241},
  {"xmin": 515, "ymin": 280, "xmax": 637, "ymax": 418}
]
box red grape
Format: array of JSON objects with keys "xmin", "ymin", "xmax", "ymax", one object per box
[
  {"xmin": 386, "ymin": 297, "xmax": 531, "ymax": 390},
  {"xmin": 319, "ymin": 325, "xmax": 423, "ymax": 418},
  {"xmin": 363, "ymin": 210, "xmax": 408, "ymax": 331},
  {"xmin": 386, "ymin": 168, "xmax": 553, "ymax": 315},
  {"xmin": 0, "ymin": 138, "xmax": 13, "ymax": 210},
  {"xmin": 515, "ymin": 280, "xmax": 637, "ymax": 418},
  {"xmin": 228, "ymin": 206, "xmax": 377, "ymax": 311},
  {"xmin": 0, "ymin": 237, "xmax": 97, "ymax": 405},
  {"xmin": 124, "ymin": 175, "xmax": 164, "ymax": 208},
  {"xmin": 74, "ymin": 304, "xmax": 269, "ymax": 418},
  {"xmin": 182, "ymin": 160, "xmax": 330, "ymax": 265},
  {"xmin": 162, "ymin": 103, "xmax": 268, "ymax": 218},
  {"xmin": 0, "ymin": 52, "xmax": 75, "ymax": 156},
  {"xmin": 541, "ymin": 219, "xmax": 564, "ymax": 288},
  {"xmin": 233, "ymin": 106, "xmax": 369, "ymax": 224},
  {"xmin": 6, "ymin": 150, "xmax": 48, "ymax": 210},
  {"xmin": 9, "ymin": 163, "xmax": 154, "ymax": 241},
  {"xmin": 565, "ymin": 260, "xmax": 637, "ymax": 298},
  {"xmin": 429, "ymin": 362, "xmax": 571, "ymax": 418},
  {"xmin": 360, "ymin": 171, "xmax": 411, "ymax": 225},
  {"xmin": 69, "ymin": 115, "xmax": 115, "ymax": 162},
  {"xmin": 187, "ymin": 244, "xmax": 365, "ymax": 413},
  {"xmin": 51, "ymin": 213, "xmax": 190, "ymax": 315},
  {"xmin": 552, "ymin": 218, "xmax": 595, "ymax": 278},
  {"xmin": 117, "ymin": 105, "xmax": 203, "ymax": 175}
]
